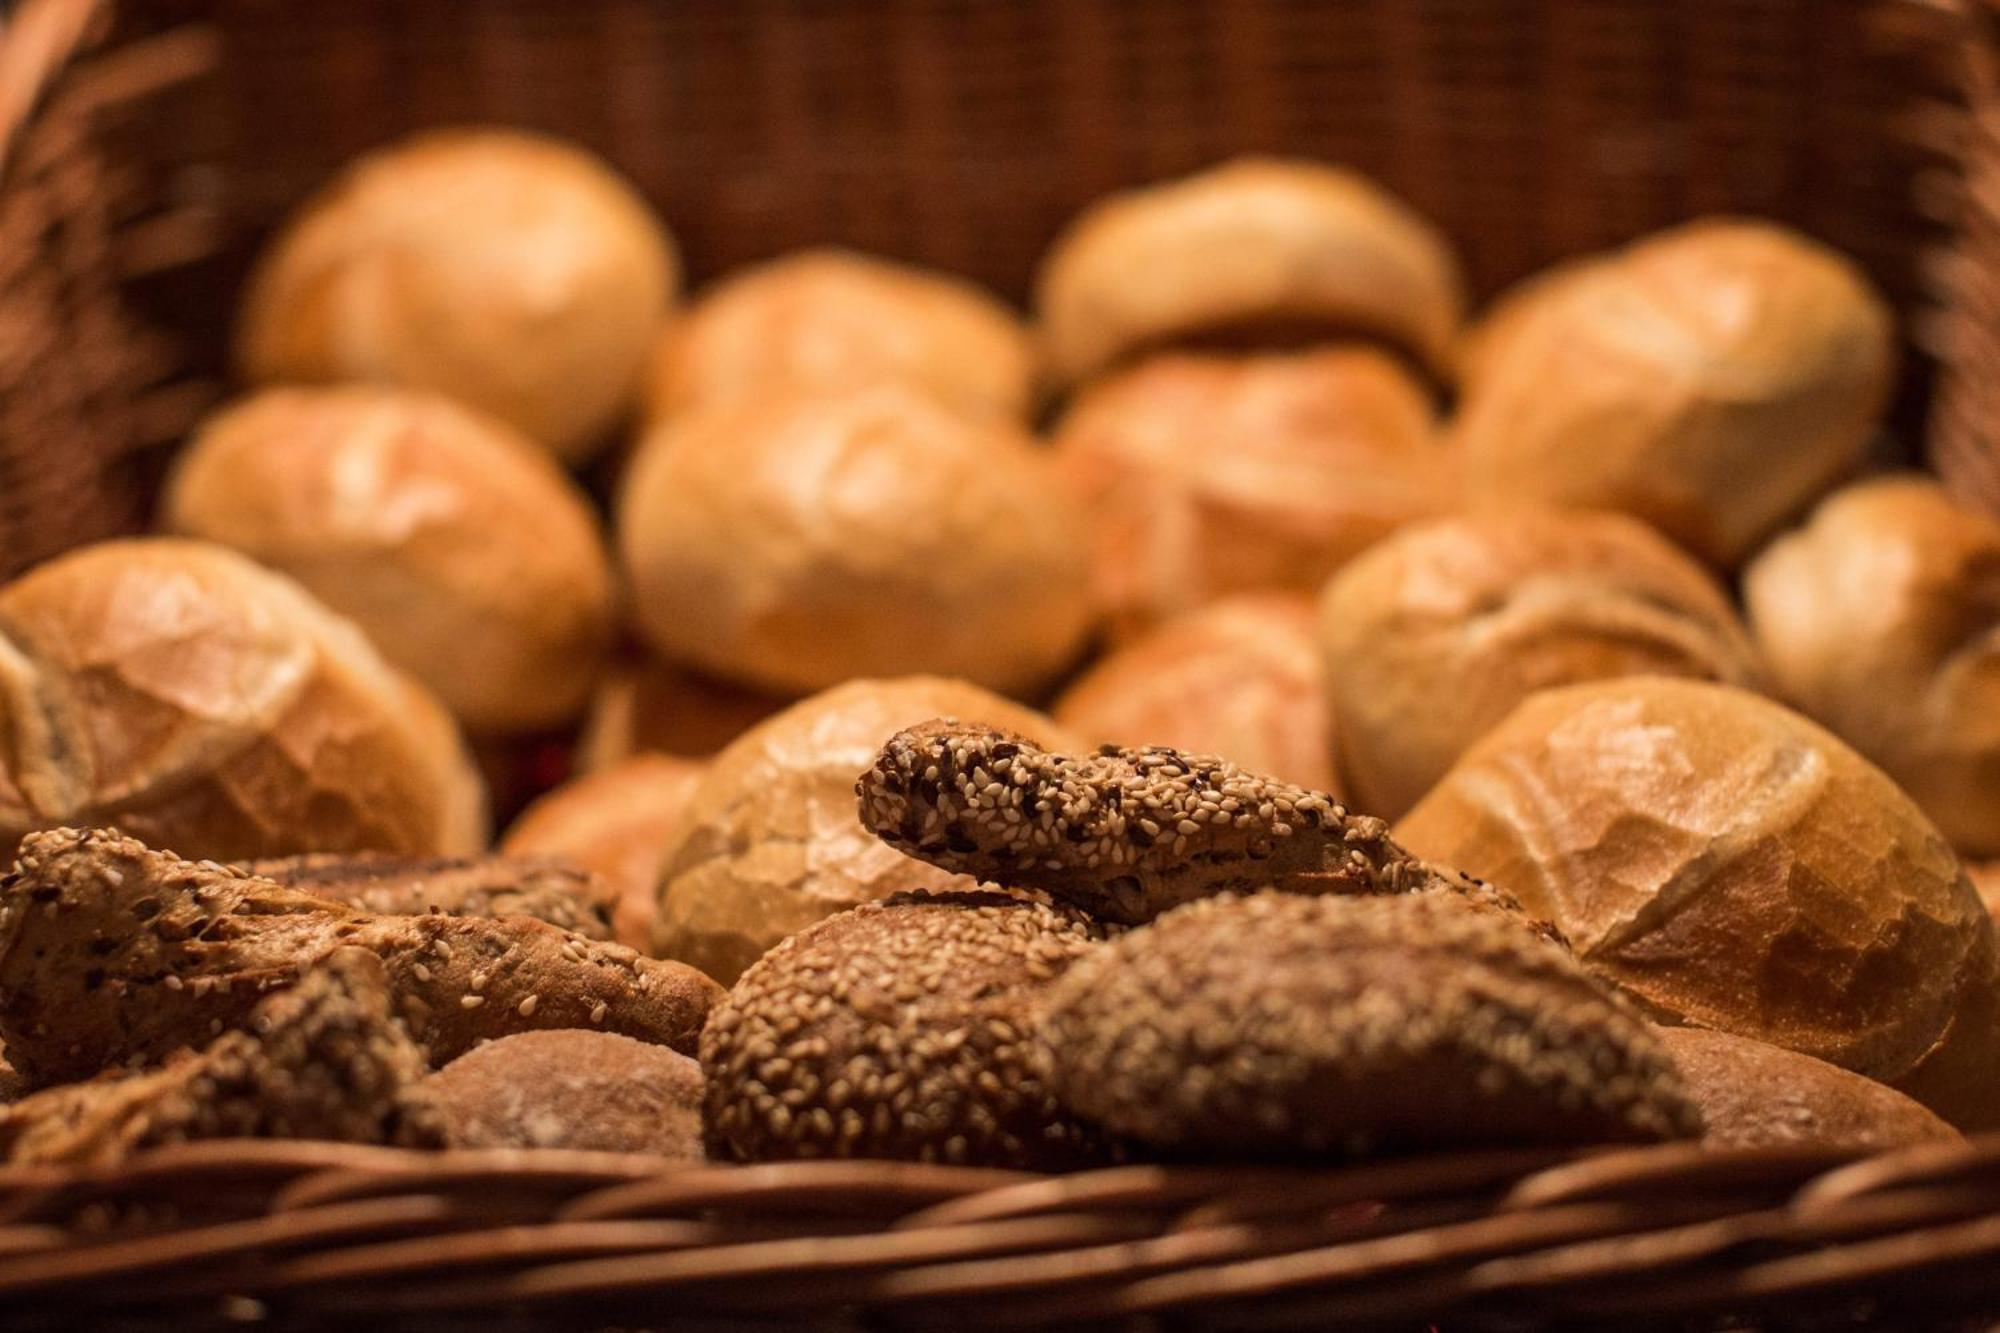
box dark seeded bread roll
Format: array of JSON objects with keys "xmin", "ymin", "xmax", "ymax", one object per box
[{"xmin": 246, "ymin": 852, "xmax": 620, "ymax": 941}]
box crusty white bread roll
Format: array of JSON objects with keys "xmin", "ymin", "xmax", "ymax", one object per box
[
  {"xmin": 1455, "ymin": 219, "xmax": 1894, "ymax": 566},
  {"xmin": 1319, "ymin": 508, "xmax": 1765, "ymax": 819},
  {"xmin": 1745, "ymin": 476, "xmax": 2000, "ymax": 858},
  {"xmin": 652, "ymin": 677, "xmax": 1076, "ymax": 985},
  {"xmin": 502, "ymin": 754, "xmax": 706, "ymax": 951},
  {"xmin": 647, "ymin": 248, "xmax": 1035, "ymax": 423},
  {"xmin": 1053, "ymin": 347, "xmax": 1448, "ymax": 638},
  {"xmin": 235, "ymin": 128, "xmax": 677, "ymax": 462},
  {"xmin": 0, "ymin": 539, "xmax": 486, "ymax": 860},
  {"xmin": 1397, "ymin": 677, "xmax": 1999, "ymax": 1129},
  {"xmin": 164, "ymin": 386, "xmax": 615, "ymax": 733},
  {"xmin": 618, "ymin": 383, "xmax": 1094, "ymax": 698},
  {"xmin": 1054, "ymin": 593, "xmax": 1340, "ymax": 794},
  {"xmin": 1035, "ymin": 158, "xmax": 1464, "ymax": 388}
]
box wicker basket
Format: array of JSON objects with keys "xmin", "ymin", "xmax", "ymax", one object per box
[{"xmin": 2, "ymin": 1, "xmax": 1998, "ymax": 1327}]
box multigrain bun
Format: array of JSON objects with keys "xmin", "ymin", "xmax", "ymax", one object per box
[
  {"xmin": 1054, "ymin": 594, "xmax": 1339, "ymax": 794},
  {"xmin": 235, "ymin": 128, "xmax": 677, "ymax": 462},
  {"xmin": 0, "ymin": 539, "xmax": 485, "ymax": 860},
  {"xmin": 652, "ymin": 678, "xmax": 1075, "ymax": 984},
  {"xmin": 1655, "ymin": 1027, "xmax": 1960, "ymax": 1152},
  {"xmin": 648, "ymin": 249, "xmax": 1035, "ymax": 423},
  {"xmin": 619, "ymin": 383, "xmax": 1093, "ymax": 697},
  {"xmin": 1745, "ymin": 477, "xmax": 2000, "ymax": 857},
  {"xmin": 1456, "ymin": 219, "xmax": 1894, "ymax": 565},
  {"xmin": 245, "ymin": 852, "xmax": 620, "ymax": 942},
  {"xmin": 1035, "ymin": 158, "xmax": 1464, "ymax": 387},
  {"xmin": 1396, "ymin": 677, "xmax": 2000, "ymax": 1128},
  {"xmin": 422, "ymin": 1030, "xmax": 704, "ymax": 1157},
  {"xmin": 165, "ymin": 386, "xmax": 615, "ymax": 733},
  {"xmin": 1053, "ymin": 348, "xmax": 1449, "ymax": 637},
  {"xmin": 1039, "ymin": 893, "xmax": 1698, "ymax": 1154},
  {"xmin": 502, "ymin": 755, "xmax": 707, "ymax": 950},
  {"xmin": 1320, "ymin": 509, "xmax": 1765, "ymax": 819},
  {"xmin": 577, "ymin": 658, "xmax": 788, "ymax": 772}
]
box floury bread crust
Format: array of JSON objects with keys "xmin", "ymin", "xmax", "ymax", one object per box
[
  {"xmin": 1397, "ymin": 677, "xmax": 2000, "ymax": 1129},
  {"xmin": 423, "ymin": 1030, "xmax": 705, "ymax": 1157},
  {"xmin": 0, "ymin": 828, "xmax": 721, "ymax": 1087}
]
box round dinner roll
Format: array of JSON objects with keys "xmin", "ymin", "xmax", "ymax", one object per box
[
  {"xmin": 235, "ymin": 127, "xmax": 677, "ymax": 462},
  {"xmin": 501, "ymin": 754, "xmax": 707, "ymax": 951},
  {"xmin": 1745, "ymin": 477, "xmax": 2000, "ymax": 858},
  {"xmin": 652, "ymin": 677, "xmax": 1076, "ymax": 985},
  {"xmin": 647, "ymin": 248, "xmax": 1036, "ymax": 423},
  {"xmin": 1036, "ymin": 157, "xmax": 1465, "ymax": 387},
  {"xmin": 0, "ymin": 539, "xmax": 485, "ymax": 860},
  {"xmin": 1320, "ymin": 508, "xmax": 1765, "ymax": 820},
  {"xmin": 421, "ymin": 1030, "xmax": 704, "ymax": 1157},
  {"xmin": 578, "ymin": 658, "xmax": 788, "ymax": 772},
  {"xmin": 1054, "ymin": 593, "xmax": 1339, "ymax": 794},
  {"xmin": 1455, "ymin": 219, "xmax": 1895, "ymax": 566},
  {"xmin": 1656, "ymin": 1027, "xmax": 1959, "ymax": 1152},
  {"xmin": 1054, "ymin": 347, "xmax": 1448, "ymax": 637},
  {"xmin": 164, "ymin": 386, "xmax": 615, "ymax": 733},
  {"xmin": 1396, "ymin": 677, "xmax": 2000, "ymax": 1128},
  {"xmin": 619, "ymin": 383, "xmax": 1094, "ymax": 697}
]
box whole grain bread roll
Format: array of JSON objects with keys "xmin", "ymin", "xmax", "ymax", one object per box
[
  {"xmin": 1035, "ymin": 157, "xmax": 1464, "ymax": 387},
  {"xmin": 245, "ymin": 852, "xmax": 621, "ymax": 942},
  {"xmin": 165, "ymin": 386, "xmax": 615, "ymax": 733},
  {"xmin": 652, "ymin": 677, "xmax": 1075, "ymax": 984},
  {"xmin": 1745, "ymin": 476, "xmax": 2000, "ymax": 857},
  {"xmin": 235, "ymin": 128, "xmax": 677, "ymax": 462},
  {"xmin": 0, "ymin": 539, "xmax": 485, "ymax": 860},
  {"xmin": 648, "ymin": 248, "xmax": 1035, "ymax": 423},
  {"xmin": 1053, "ymin": 348, "xmax": 1448, "ymax": 637},
  {"xmin": 1319, "ymin": 508, "xmax": 1765, "ymax": 819},
  {"xmin": 1455, "ymin": 219, "xmax": 1894, "ymax": 565},
  {"xmin": 1396, "ymin": 677, "xmax": 2000, "ymax": 1129},
  {"xmin": 619, "ymin": 383, "xmax": 1093, "ymax": 697},
  {"xmin": 1054, "ymin": 593, "xmax": 1339, "ymax": 794},
  {"xmin": 422, "ymin": 1030, "xmax": 704, "ymax": 1157}
]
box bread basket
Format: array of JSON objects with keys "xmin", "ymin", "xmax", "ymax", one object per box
[{"xmin": 1, "ymin": 0, "xmax": 1997, "ymax": 1326}]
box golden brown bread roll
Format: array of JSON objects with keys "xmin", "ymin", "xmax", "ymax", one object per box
[
  {"xmin": 648, "ymin": 248, "xmax": 1035, "ymax": 423},
  {"xmin": 1319, "ymin": 508, "xmax": 1765, "ymax": 819},
  {"xmin": 1744, "ymin": 477, "xmax": 2000, "ymax": 857},
  {"xmin": 1054, "ymin": 594, "xmax": 1339, "ymax": 794},
  {"xmin": 1455, "ymin": 219, "xmax": 1894, "ymax": 566},
  {"xmin": 245, "ymin": 851, "xmax": 620, "ymax": 942},
  {"xmin": 1035, "ymin": 158, "xmax": 1465, "ymax": 387},
  {"xmin": 0, "ymin": 539, "xmax": 485, "ymax": 860},
  {"xmin": 619, "ymin": 383, "xmax": 1093, "ymax": 697},
  {"xmin": 422, "ymin": 1030, "xmax": 704, "ymax": 1157},
  {"xmin": 1054, "ymin": 348, "xmax": 1449, "ymax": 637},
  {"xmin": 577, "ymin": 658, "xmax": 788, "ymax": 772},
  {"xmin": 1396, "ymin": 677, "xmax": 2000, "ymax": 1128},
  {"xmin": 164, "ymin": 386, "xmax": 616, "ymax": 733},
  {"xmin": 501, "ymin": 755, "xmax": 707, "ymax": 951},
  {"xmin": 235, "ymin": 128, "xmax": 677, "ymax": 462},
  {"xmin": 1655, "ymin": 1026, "xmax": 1960, "ymax": 1152},
  {"xmin": 652, "ymin": 677, "xmax": 1075, "ymax": 984},
  {"xmin": 1969, "ymin": 861, "xmax": 2000, "ymax": 920}
]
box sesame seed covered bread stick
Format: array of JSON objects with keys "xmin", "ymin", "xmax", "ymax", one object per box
[
  {"xmin": 0, "ymin": 828, "xmax": 722, "ymax": 1087},
  {"xmin": 858, "ymin": 720, "xmax": 1540, "ymax": 928}
]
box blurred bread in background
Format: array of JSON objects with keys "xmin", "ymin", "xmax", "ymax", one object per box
[{"xmin": 577, "ymin": 658, "xmax": 789, "ymax": 772}]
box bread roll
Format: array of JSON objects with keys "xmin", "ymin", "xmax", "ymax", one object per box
[
  {"xmin": 165, "ymin": 386, "xmax": 615, "ymax": 732},
  {"xmin": 1745, "ymin": 477, "xmax": 2000, "ymax": 857},
  {"xmin": 0, "ymin": 539, "xmax": 485, "ymax": 860},
  {"xmin": 1969, "ymin": 861, "xmax": 2000, "ymax": 920},
  {"xmin": 1054, "ymin": 593, "xmax": 1338, "ymax": 793},
  {"xmin": 1456, "ymin": 219, "xmax": 1894, "ymax": 565},
  {"xmin": 578, "ymin": 659, "xmax": 791, "ymax": 772},
  {"xmin": 1656, "ymin": 1027, "xmax": 1959, "ymax": 1151},
  {"xmin": 1035, "ymin": 158, "xmax": 1464, "ymax": 387},
  {"xmin": 501, "ymin": 755, "xmax": 707, "ymax": 951},
  {"xmin": 422, "ymin": 1030, "xmax": 704, "ymax": 1158},
  {"xmin": 246, "ymin": 851, "xmax": 619, "ymax": 942},
  {"xmin": 1396, "ymin": 677, "xmax": 2000, "ymax": 1128},
  {"xmin": 1054, "ymin": 348, "xmax": 1447, "ymax": 637},
  {"xmin": 235, "ymin": 128, "xmax": 677, "ymax": 462},
  {"xmin": 619, "ymin": 383, "xmax": 1093, "ymax": 697},
  {"xmin": 1320, "ymin": 509, "xmax": 1765, "ymax": 819},
  {"xmin": 648, "ymin": 248, "xmax": 1035, "ymax": 423},
  {"xmin": 652, "ymin": 677, "xmax": 1075, "ymax": 984}
]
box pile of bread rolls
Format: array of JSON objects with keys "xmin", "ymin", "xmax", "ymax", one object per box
[{"xmin": 2, "ymin": 127, "xmax": 1994, "ymax": 1172}]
